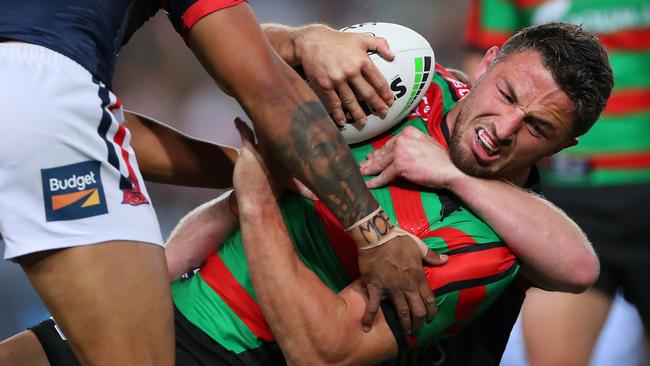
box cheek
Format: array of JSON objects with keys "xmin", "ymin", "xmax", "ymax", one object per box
[{"xmin": 512, "ymin": 135, "xmax": 553, "ymax": 163}]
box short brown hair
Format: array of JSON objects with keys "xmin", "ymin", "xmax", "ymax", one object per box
[{"xmin": 496, "ymin": 22, "xmax": 613, "ymax": 137}]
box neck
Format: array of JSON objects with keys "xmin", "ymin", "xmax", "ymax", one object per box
[{"xmin": 500, "ymin": 167, "xmax": 532, "ymax": 187}]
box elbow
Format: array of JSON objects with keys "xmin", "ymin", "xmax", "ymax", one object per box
[{"xmin": 564, "ymin": 251, "xmax": 600, "ymax": 293}]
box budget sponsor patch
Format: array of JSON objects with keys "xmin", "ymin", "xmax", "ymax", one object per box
[{"xmin": 41, "ymin": 161, "xmax": 108, "ymax": 222}]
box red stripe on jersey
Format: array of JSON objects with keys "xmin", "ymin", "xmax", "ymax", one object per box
[
  {"xmin": 435, "ymin": 64, "xmax": 471, "ymax": 101},
  {"xmin": 448, "ymin": 286, "xmax": 487, "ymax": 334},
  {"xmin": 600, "ymin": 28, "xmax": 650, "ymax": 51},
  {"xmin": 427, "ymin": 226, "xmax": 477, "ymax": 250},
  {"xmin": 513, "ymin": 0, "xmax": 546, "ymax": 8},
  {"xmin": 425, "ymin": 84, "xmax": 447, "ymax": 148},
  {"xmin": 603, "ymin": 89, "xmax": 650, "ymax": 116},
  {"xmin": 200, "ymin": 254, "xmax": 275, "ymax": 341},
  {"xmin": 182, "ymin": 0, "xmax": 248, "ymax": 34},
  {"xmin": 370, "ymin": 133, "xmax": 394, "ymax": 151},
  {"xmin": 590, "ymin": 151, "xmax": 650, "ymax": 169},
  {"xmin": 313, "ymin": 200, "xmax": 360, "ymax": 280},
  {"xmin": 466, "ymin": 1, "xmax": 511, "ymax": 49},
  {"xmin": 389, "ymin": 185, "xmax": 433, "ymax": 238},
  {"xmin": 424, "ymin": 246, "xmax": 516, "ymax": 295}
]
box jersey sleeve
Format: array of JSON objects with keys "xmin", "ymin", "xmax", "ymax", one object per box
[
  {"xmin": 165, "ymin": 0, "xmax": 248, "ymax": 36},
  {"xmin": 465, "ymin": 0, "xmax": 524, "ymax": 51}
]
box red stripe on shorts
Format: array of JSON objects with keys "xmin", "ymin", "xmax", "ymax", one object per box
[{"xmin": 112, "ymin": 124, "xmax": 141, "ymax": 190}]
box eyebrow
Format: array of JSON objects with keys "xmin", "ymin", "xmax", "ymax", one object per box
[{"xmin": 503, "ymin": 77, "xmax": 556, "ymax": 134}]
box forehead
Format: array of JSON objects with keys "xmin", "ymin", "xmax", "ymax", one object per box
[{"xmin": 487, "ymin": 52, "xmax": 576, "ymax": 135}]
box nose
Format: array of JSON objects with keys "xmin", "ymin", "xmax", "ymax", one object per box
[{"xmin": 496, "ymin": 108, "xmax": 525, "ymax": 144}]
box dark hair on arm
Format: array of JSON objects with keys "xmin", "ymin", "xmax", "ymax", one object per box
[{"xmin": 495, "ymin": 22, "xmax": 614, "ymax": 138}]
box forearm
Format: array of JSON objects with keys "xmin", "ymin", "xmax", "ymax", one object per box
[
  {"xmin": 124, "ymin": 111, "xmax": 237, "ymax": 188},
  {"xmin": 448, "ymin": 175, "xmax": 598, "ymax": 292},
  {"xmin": 238, "ymin": 195, "xmax": 396, "ymax": 365},
  {"xmin": 261, "ymin": 23, "xmax": 300, "ymax": 65},
  {"xmin": 188, "ymin": 5, "xmax": 378, "ymax": 227},
  {"xmin": 165, "ymin": 191, "xmax": 238, "ymax": 281}
]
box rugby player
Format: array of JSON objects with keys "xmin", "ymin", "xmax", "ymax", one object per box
[
  {"xmin": 0, "ymin": 2, "xmax": 437, "ymax": 365},
  {"xmin": 465, "ymin": 1, "xmax": 650, "ymax": 364},
  {"xmin": 1, "ymin": 22, "xmax": 612, "ymax": 366}
]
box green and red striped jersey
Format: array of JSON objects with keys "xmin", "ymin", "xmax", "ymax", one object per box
[
  {"xmin": 466, "ymin": 0, "xmax": 650, "ymax": 187},
  {"xmin": 171, "ymin": 65, "xmax": 520, "ymax": 355}
]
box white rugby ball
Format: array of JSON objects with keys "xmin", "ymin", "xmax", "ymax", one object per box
[{"xmin": 339, "ymin": 22, "xmax": 435, "ymax": 144}]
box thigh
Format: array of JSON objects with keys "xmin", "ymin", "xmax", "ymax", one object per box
[
  {"xmin": 19, "ymin": 241, "xmax": 174, "ymax": 366},
  {"xmin": 0, "ymin": 330, "xmax": 50, "ymax": 366},
  {"xmin": 522, "ymin": 288, "xmax": 613, "ymax": 366}
]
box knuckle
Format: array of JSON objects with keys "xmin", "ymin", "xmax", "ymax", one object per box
[
  {"xmin": 413, "ymin": 308, "xmax": 427, "ymax": 319},
  {"xmin": 316, "ymin": 76, "xmax": 333, "ymax": 90}
]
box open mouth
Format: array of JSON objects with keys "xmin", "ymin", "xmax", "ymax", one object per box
[{"xmin": 475, "ymin": 127, "xmax": 498, "ymax": 156}]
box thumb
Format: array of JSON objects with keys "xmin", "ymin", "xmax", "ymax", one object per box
[
  {"xmin": 423, "ymin": 251, "xmax": 448, "ymax": 267},
  {"xmin": 234, "ymin": 117, "xmax": 255, "ymax": 148}
]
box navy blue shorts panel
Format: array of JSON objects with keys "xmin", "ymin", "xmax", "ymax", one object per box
[{"xmin": 542, "ymin": 183, "xmax": 650, "ymax": 319}]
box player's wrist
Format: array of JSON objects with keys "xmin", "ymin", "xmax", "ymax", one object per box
[
  {"xmin": 293, "ymin": 24, "xmax": 331, "ymax": 64},
  {"xmin": 346, "ymin": 207, "xmax": 395, "ymax": 250},
  {"xmin": 345, "ymin": 209, "xmax": 427, "ymax": 257},
  {"xmin": 443, "ymin": 167, "xmax": 472, "ymax": 192}
]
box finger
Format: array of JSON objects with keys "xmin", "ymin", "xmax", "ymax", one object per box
[
  {"xmin": 234, "ymin": 118, "xmax": 255, "ymax": 147},
  {"xmin": 360, "ymin": 59, "xmax": 394, "ymax": 107},
  {"xmin": 416, "ymin": 273, "xmax": 437, "ymax": 322},
  {"xmin": 321, "ymin": 89, "xmax": 346, "ymax": 126},
  {"xmin": 337, "ymin": 83, "xmax": 367, "ymax": 125},
  {"xmin": 388, "ymin": 288, "xmax": 412, "ymax": 335},
  {"xmin": 361, "ymin": 139, "xmax": 395, "ymax": 174},
  {"xmin": 365, "ymin": 164, "xmax": 397, "ymax": 188},
  {"xmin": 423, "ymin": 251, "xmax": 448, "ymax": 267},
  {"xmin": 403, "ymin": 283, "xmax": 428, "ymax": 332},
  {"xmin": 362, "ymin": 284, "xmax": 384, "ymax": 332},
  {"xmin": 349, "ymin": 75, "xmax": 389, "ymax": 119}
]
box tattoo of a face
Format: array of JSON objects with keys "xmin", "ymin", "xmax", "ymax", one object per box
[{"xmin": 286, "ymin": 101, "xmax": 376, "ymax": 227}]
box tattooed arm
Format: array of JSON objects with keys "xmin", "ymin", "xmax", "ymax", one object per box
[{"xmin": 186, "ymin": 3, "xmax": 444, "ymax": 332}]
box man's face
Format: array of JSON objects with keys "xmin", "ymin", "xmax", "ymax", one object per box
[{"xmin": 449, "ymin": 51, "xmax": 576, "ymax": 181}]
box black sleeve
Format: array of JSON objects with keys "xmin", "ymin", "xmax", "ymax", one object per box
[
  {"xmin": 380, "ymin": 300, "xmax": 410, "ymax": 353},
  {"xmin": 28, "ymin": 318, "xmax": 80, "ymax": 366}
]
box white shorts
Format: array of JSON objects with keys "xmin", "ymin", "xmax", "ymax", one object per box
[{"xmin": 0, "ymin": 43, "xmax": 163, "ymax": 259}]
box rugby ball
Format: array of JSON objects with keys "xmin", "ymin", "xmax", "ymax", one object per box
[{"xmin": 339, "ymin": 22, "xmax": 435, "ymax": 144}]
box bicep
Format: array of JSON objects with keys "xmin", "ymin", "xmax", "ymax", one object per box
[{"xmin": 186, "ymin": 3, "xmax": 298, "ymax": 104}]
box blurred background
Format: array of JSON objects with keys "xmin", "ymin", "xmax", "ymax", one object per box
[{"xmin": 0, "ymin": 1, "xmax": 646, "ymax": 364}]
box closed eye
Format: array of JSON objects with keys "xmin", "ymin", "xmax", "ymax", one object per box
[{"xmin": 499, "ymin": 89, "xmax": 514, "ymax": 104}]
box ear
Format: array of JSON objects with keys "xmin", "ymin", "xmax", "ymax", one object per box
[{"xmin": 472, "ymin": 46, "xmax": 499, "ymax": 82}]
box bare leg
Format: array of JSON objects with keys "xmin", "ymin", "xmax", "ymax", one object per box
[
  {"xmin": 18, "ymin": 241, "xmax": 174, "ymax": 366},
  {"xmin": 522, "ymin": 288, "xmax": 612, "ymax": 366},
  {"xmin": 0, "ymin": 330, "xmax": 50, "ymax": 366}
]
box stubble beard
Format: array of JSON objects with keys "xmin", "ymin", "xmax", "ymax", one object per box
[{"xmin": 448, "ymin": 99, "xmax": 501, "ymax": 179}]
